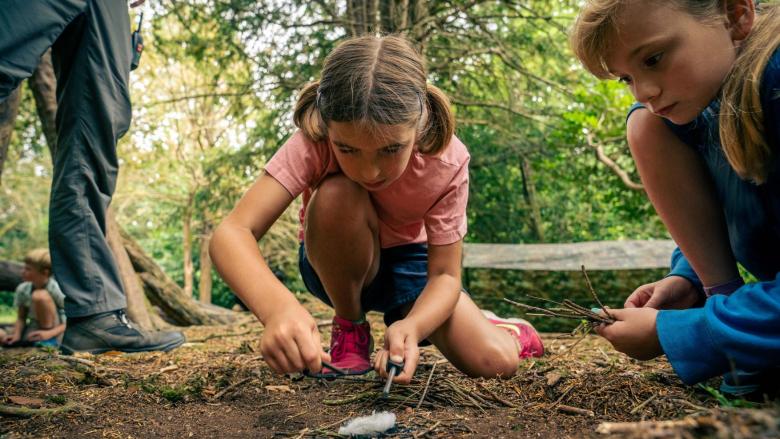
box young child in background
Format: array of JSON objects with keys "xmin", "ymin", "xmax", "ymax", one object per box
[
  {"xmin": 210, "ymin": 35, "xmax": 543, "ymax": 383},
  {"xmin": 571, "ymin": 0, "xmax": 780, "ymax": 396},
  {"xmin": 2, "ymin": 249, "xmax": 66, "ymax": 348}
]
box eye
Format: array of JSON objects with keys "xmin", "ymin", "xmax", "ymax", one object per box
[
  {"xmin": 644, "ymin": 53, "xmax": 663, "ymax": 68},
  {"xmin": 618, "ymin": 76, "xmax": 632, "ymax": 85},
  {"xmin": 338, "ymin": 148, "xmax": 357, "ymax": 154},
  {"xmin": 381, "ymin": 145, "xmax": 404, "ymax": 155}
]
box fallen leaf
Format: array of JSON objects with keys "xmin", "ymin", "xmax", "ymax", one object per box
[
  {"xmin": 8, "ymin": 396, "xmax": 45, "ymax": 407},
  {"xmin": 545, "ymin": 372, "xmax": 562, "ymax": 387},
  {"xmin": 264, "ymin": 385, "xmax": 294, "ymax": 393}
]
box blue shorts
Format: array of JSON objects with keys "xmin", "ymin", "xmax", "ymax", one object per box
[{"xmin": 299, "ymin": 242, "xmax": 428, "ymax": 327}]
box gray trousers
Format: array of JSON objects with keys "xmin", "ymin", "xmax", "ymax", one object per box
[{"xmin": 0, "ymin": 0, "xmax": 131, "ymax": 317}]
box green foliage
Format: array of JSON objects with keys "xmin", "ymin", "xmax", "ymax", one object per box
[
  {"xmin": 1, "ymin": 1, "xmax": 674, "ymax": 323},
  {"xmin": 697, "ymin": 384, "xmax": 759, "ymax": 408}
]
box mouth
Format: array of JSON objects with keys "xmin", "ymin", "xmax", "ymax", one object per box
[{"xmin": 653, "ymin": 103, "xmax": 677, "ymax": 117}]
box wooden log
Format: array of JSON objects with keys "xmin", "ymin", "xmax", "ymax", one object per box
[
  {"xmin": 120, "ymin": 227, "xmax": 218, "ymax": 326},
  {"xmin": 0, "ymin": 260, "xmax": 23, "ymax": 292}
]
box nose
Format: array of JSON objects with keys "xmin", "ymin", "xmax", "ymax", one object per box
[
  {"xmin": 361, "ymin": 161, "xmax": 382, "ymax": 183},
  {"xmin": 633, "ymin": 78, "xmax": 660, "ymax": 104}
]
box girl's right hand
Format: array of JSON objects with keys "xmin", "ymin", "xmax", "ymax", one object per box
[
  {"xmin": 260, "ymin": 304, "xmax": 331, "ymax": 374},
  {"xmin": 624, "ymin": 276, "xmax": 701, "ymax": 310}
]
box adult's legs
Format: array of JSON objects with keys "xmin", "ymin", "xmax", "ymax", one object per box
[
  {"xmin": 49, "ymin": 0, "xmax": 131, "ymax": 318},
  {"xmin": 304, "ymin": 175, "xmax": 381, "ymax": 321}
]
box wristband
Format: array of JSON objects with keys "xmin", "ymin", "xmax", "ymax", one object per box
[{"xmin": 703, "ymin": 277, "xmax": 744, "ymax": 297}]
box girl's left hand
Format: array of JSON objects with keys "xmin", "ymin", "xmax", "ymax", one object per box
[
  {"xmin": 595, "ymin": 308, "xmax": 663, "ymax": 360},
  {"xmin": 26, "ymin": 329, "xmax": 50, "ymax": 342},
  {"xmin": 374, "ymin": 320, "xmax": 420, "ymax": 384}
]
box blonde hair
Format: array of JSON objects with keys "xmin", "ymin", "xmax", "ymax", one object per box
[
  {"xmin": 293, "ymin": 35, "xmax": 455, "ymax": 155},
  {"xmin": 24, "ymin": 248, "xmax": 51, "ymax": 273},
  {"xmin": 720, "ymin": 4, "xmax": 780, "ymax": 184},
  {"xmin": 570, "ymin": 0, "xmax": 725, "ymax": 79},
  {"xmin": 571, "ymin": 0, "xmax": 780, "ymax": 184}
]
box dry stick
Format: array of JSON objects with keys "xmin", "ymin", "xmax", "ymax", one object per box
[
  {"xmin": 413, "ymin": 420, "xmax": 442, "ymax": 439},
  {"xmin": 557, "ymin": 404, "xmax": 595, "ymax": 417},
  {"xmin": 503, "ymin": 299, "xmax": 588, "ymax": 321},
  {"xmin": 190, "ymin": 328, "xmax": 263, "ymax": 343},
  {"xmin": 629, "ymin": 394, "xmax": 657, "ymax": 415},
  {"xmin": 0, "ymin": 403, "xmax": 84, "ymax": 417},
  {"xmin": 475, "ymin": 380, "xmax": 516, "ymax": 408},
  {"xmin": 210, "ymin": 377, "xmax": 252, "ymax": 401},
  {"xmin": 561, "ymin": 299, "xmax": 613, "ymax": 324},
  {"xmin": 581, "ymin": 265, "xmax": 615, "ymax": 320},
  {"xmin": 416, "ymin": 362, "xmax": 437, "ymax": 409}
]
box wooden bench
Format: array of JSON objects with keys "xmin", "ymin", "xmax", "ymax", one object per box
[{"xmin": 462, "ymin": 240, "xmax": 676, "ymax": 271}]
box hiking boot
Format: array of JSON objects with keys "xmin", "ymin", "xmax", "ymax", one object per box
[
  {"xmin": 482, "ymin": 310, "xmax": 544, "ymax": 359},
  {"xmin": 322, "ymin": 316, "xmax": 373, "ymax": 375},
  {"xmin": 61, "ymin": 310, "xmax": 185, "ymax": 354}
]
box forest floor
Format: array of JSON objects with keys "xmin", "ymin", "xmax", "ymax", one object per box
[{"xmin": 1, "ymin": 295, "xmax": 779, "ymax": 438}]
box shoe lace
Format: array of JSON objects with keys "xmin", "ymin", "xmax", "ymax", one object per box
[
  {"xmin": 117, "ymin": 310, "xmax": 134, "ymax": 330},
  {"xmin": 330, "ymin": 321, "xmax": 369, "ymax": 359}
]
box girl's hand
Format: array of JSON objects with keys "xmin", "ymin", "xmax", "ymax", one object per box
[
  {"xmin": 625, "ymin": 276, "xmax": 701, "ymax": 309},
  {"xmin": 595, "ymin": 308, "xmax": 663, "ymax": 360},
  {"xmin": 26, "ymin": 329, "xmax": 50, "ymax": 342},
  {"xmin": 260, "ymin": 304, "xmax": 330, "ymax": 374},
  {"xmin": 3, "ymin": 333, "xmax": 21, "ymax": 345},
  {"xmin": 374, "ymin": 320, "xmax": 420, "ymax": 384}
]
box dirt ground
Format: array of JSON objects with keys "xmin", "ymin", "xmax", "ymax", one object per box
[{"xmin": 2, "ymin": 296, "xmax": 779, "ymax": 438}]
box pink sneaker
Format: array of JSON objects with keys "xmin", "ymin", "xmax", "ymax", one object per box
[
  {"xmin": 322, "ymin": 316, "xmax": 373, "ymax": 375},
  {"xmin": 482, "ymin": 310, "xmax": 544, "ymax": 359}
]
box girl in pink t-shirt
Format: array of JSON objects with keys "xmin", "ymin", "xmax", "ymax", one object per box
[{"xmin": 210, "ymin": 35, "xmax": 543, "ymax": 384}]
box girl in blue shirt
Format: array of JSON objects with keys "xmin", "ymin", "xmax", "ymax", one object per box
[{"xmin": 571, "ymin": 0, "xmax": 780, "ymax": 395}]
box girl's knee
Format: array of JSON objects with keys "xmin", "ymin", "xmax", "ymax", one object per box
[
  {"xmin": 30, "ymin": 289, "xmax": 53, "ymax": 306},
  {"xmin": 308, "ymin": 175, "xmax": 376, "ymax": 229},
  {"xmin": 468, "ymin": 342, "xmax": 520, "ymax": 378}
]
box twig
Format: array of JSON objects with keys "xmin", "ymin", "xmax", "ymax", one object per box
[
  {"xmin": 475, "ymin": 380, "xmax": 516, "ymax": 408},
  {"xmin": 557, "ymin": 404, "xmax": 595, "ymax": 417},
  {"xmin": 0, "ymin": 402, "xmax": 84, "ymax": 417},
  {"xmin": 189, "ymin": 328, "xmax": 262, "ymax": 343},
  {"xmin": 629, "ymin": 394, "xmax": 657, "ymax": 415},
  {"xmin": 210, "ymin": 377, "xmax": 252, "ymax": 401},
  {"xmin": 413, "ymin": 420, "xmax": 442, "ymax": 438},
  {"xmin": 417, "ymin": 362, "xmax": 437, "ymax": 409},
  {"xmin": 322, "ymin": 391, "xmax": 375, "ymax": 405},
  {"xmin": 581, "ymin": 265, "xmax": 614, "ymax": 320}
]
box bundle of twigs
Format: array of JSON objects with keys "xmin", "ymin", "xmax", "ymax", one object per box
[{"xmin": 504, "ymin": 266, "xmax": 615, "ymax": 325}]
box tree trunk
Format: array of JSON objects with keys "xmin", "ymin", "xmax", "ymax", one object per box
[
  {"xmin": 198, "ymin": 228, "xmax": 213, "ymax": 305},
  {"xmin": 29, "ymin": 49, "xmax": 57, "ymax": 158},
  {"xmin": 0, "ymin": 87, "xmax": 21, "ymax": 184},
  {"xmin": 120, "ymin": 227, "xmax": 221, "ymax": 326},
  {"xmin": 0, "ymin": 260, "xmax": 23, "ymax": 292},
  {"xmin": 182, "ymin": 199, "xmax": 194, "ymax": 297},
  {"xmin": 106, "ymin": 210, "xmax": 155, "ymax": 330},
  {"xmin": 520, "ymin": 156, "xmax": 545, "ymax": 242}
]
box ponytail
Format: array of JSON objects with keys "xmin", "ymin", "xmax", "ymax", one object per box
[
  {"xmin": 417, "ymin": 84, "xmax": 456, "ymax": 155},
  {"xmin": 293, "ymin": 81, "xmax": 326, "ymax": 142},
  {"xmin": 719, "ymin": 4, "xmax": 780, "ymax": 184}
]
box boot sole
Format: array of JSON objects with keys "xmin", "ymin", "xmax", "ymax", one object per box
[{"xmin": 60, "ymin": 336, "xmax": 185, "ymax": 355}]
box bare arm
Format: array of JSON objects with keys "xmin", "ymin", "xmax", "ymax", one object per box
[
  {"xmin": 378, "ymin": 240, "xmax": 463, "ymax": 383},
  {"xmin": 209, "ymin": 173, "xmax": 298, "ymax": 323},
  {"xmin": 405, "ymin": 240, "xmax": 463, "ymax": 340},
  {"xmin": 627, "ymin": 109, "xmax": 738, "ymax": 286}
]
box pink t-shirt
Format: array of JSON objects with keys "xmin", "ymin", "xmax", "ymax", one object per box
[{"xmin": 265, "ymin": 131, "xmax": 470, "ymax": 248}]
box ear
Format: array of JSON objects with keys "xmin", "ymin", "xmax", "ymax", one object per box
[{"xmin": 727, "ymin": 0, "xmax": 756, "ymax": 42}]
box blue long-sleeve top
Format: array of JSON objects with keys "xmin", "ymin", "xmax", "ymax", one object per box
[{"xmin": 628, "ymin": 48, "xmax": 780, "ymax": 384}]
